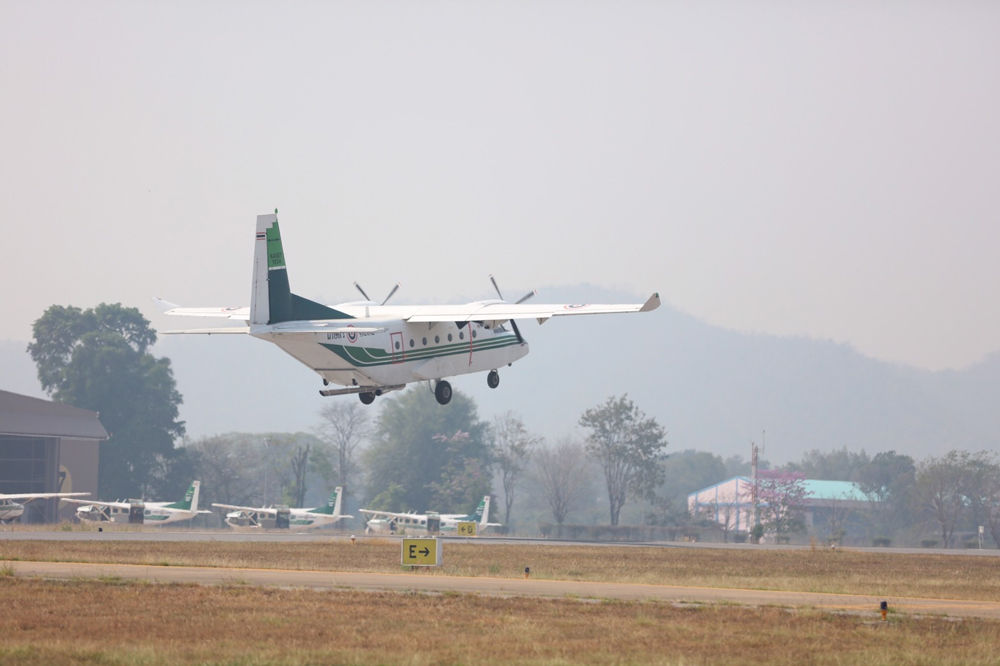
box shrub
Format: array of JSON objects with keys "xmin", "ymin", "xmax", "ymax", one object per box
[
  {"xmin": 872, "ymin": 537, "xmax": 892, "ymax": 547},
  {"xmin": 921, "ymin": 539, "xmax": 939, "ymax": 548}
]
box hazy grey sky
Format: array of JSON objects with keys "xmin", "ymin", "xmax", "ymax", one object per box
[{"xmin": 3, "ymin": 2, "xmax": 998, "ymax": 371}]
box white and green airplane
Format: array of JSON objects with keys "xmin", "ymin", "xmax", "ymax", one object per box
[
  {"xmin": 360, "ymin": 494, "xmax": 500, "ymax": 536},
  {"xmin": 155, "ymin": 211, "xmax": 659, "ymax": 405},
  {"xmin": 64, "ymin": 481, "xmax": 210, "ymax": 526},
  {"xmin": 0, "ymin": 492, "xmax": 91, "ymax": 524},
  {"xmin": 212, "ymin": 486, "xmax": 352, "ymax": 531}
]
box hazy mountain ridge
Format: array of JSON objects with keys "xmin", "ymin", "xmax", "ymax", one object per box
[{"xmin": 3, "ymin": 287, "xmax": 997, "ymax": 462}]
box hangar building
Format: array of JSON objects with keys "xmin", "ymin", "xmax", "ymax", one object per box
[
  {"xmin": 688, "ymin": 476, "xmax": 868, "ymax": 538},
  {"xmin": 0, "ymin": 389, "xmax": 107, "ymax": 522}
]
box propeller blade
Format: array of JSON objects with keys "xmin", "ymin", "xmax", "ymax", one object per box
[
  {"xmin": 381, "ymin": 282, "xmax": 401, "ymax": 306},
  {"xmin": 515, "ymin": 289, "xmax": 537, "ymax": 305},
  {"xmin": 354, "ymin": 282, "xmax": 371, "ymax": 301},
  {"xmin": 489, "ymin": 274, "xmax": 504, "ymax": 300}
]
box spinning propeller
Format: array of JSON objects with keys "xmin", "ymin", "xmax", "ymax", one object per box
[{"xmin": 489, "ymin": 275, "xmax": 535, "ymax": 344}]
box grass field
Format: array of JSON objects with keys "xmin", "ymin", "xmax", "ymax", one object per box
[
  {"xmin": 2, "ymin": 577, "xmax": 1000, "ymax": 665},
  {"xmin": 4, "ymin": 538, "xmax": 1000, "ymax": 664},
  {"xmin": 3, "ymin": 538, "xmax": 1000, "ymax": 601}
]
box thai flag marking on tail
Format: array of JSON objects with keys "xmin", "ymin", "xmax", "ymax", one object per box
[{"xmin": 256, "ymin": 231, "xmax": 267, "ymax": 240}]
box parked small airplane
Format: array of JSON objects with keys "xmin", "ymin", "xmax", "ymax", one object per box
[
  {"xmin": 360, "ymin": 495, "xmax": 500, "ymax": 535},
  {"xmin": 155, "ymin": 211, "xmax": 659, "ymax": 405},
  {"xmin": 64, "ymin": 481, "xmax": 210, "ymax": 526},
  {"xmin": 0, "ymin": 492, "xmax": 90, "ymax": 524},
  {"xmin": 212, "ymin": 487, "xmax": 352, "ymax": 530}
]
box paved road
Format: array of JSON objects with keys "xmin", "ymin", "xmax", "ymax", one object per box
[
  {"xmin": 6, "ymin": 559, "xmax": 1000, "ymax": 620},
  {"xmin": 3, "ymin": 528, "xmax": 1000, "ymax": 557}
]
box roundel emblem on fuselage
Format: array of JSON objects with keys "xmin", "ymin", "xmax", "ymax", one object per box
[{"xmin": 347, "ymin": 325, "xmax": 357, "ymax": 343}]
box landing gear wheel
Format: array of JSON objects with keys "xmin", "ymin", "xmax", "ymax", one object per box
[
  {"xmin": 435, "ymin": 380, "xmax": 453, "ymax": 405},
  {"xmin": 359, "ymin": 391, "xmax": 376, "ymax": 405},
  {"xmin": 487, "ymin": 370, "xmax": 500, "ymax": 389}
]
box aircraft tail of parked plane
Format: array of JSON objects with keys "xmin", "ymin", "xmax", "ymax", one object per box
[{"xmin": 156, "ymin": 211, "xmax": 659, "ymax": 405}]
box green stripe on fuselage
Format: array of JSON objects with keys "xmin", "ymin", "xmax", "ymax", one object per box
[{"xmin": 321, "ymin": 335, "xmax": 520, "ymax": 368}]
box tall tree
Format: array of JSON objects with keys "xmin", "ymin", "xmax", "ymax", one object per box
[
  {"xmin": 28, "ymin": 303, "xmax": 185, "ymax": 498},
  {"xmin": 579, "ymin": 395, "xmax": 667, "ymax": 526},
  {"xmin": 534, "ymin": 437, "xmax": 591, "ymax": 536},
  {"xmin": 492, "ymin": 411, "xmax": 540, "ymax": 527},
  {"xmin": 363, "ymin": 388, "xmax": 491, "ymax": 513},
  {"xmin": 313, "ymin": 402, "xmax": 370, "ymax": 503},
  {"xmin": 917, "ymin": 450, "xmax": 974, "ymax": 548},
  {"xmin": 855, "ymin": 450, "xmax": 917, "ymax": 541},
  {"xmin": 184, "ymin": 433, "xmax": 270, "ymax": 507}
]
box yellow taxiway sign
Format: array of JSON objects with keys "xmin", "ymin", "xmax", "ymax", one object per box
[
  {"xmin": 401, "ymin": 537, "xmax": 442, "ymax": 566},
  {"xmin": 456, "ymin": 521, "xmax": 477, "ymax": 537}
]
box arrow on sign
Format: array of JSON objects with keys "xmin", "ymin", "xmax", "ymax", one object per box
[{"xmin": 420, "ymin": 547, "xmax": 430, "ymax": 556}]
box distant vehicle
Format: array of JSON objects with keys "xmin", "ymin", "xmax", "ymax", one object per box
[
  {"xmin": 213, "ymin": 487, "xmax": 352, "ymax": 530},
  {"xmin": 63, "ymin": 481, "xmax": 210, "ymax": 526},
  {"xmin": 156, "ymin": 211, "xmax": 659, "ymax": 405},
  {"xmin": 360, "ymin": 495, "xmax": 500, "ymax": 535},
  {"xmin": 0, "ymin": 492, "xmax": 90, "ymax": 523}
]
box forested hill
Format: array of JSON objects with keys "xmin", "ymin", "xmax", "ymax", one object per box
[{"xmin": 4, "ymin": 287, "xmax": 998, "ymax": 462}]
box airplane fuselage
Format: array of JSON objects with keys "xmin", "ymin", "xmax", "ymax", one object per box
[
  {"xmin": 252, "ymin": 316, "xmax": 528, "ymax": 390},
  {"xmin": 76, "ymin": 504, "xmax": 197, "ymax": 525}
]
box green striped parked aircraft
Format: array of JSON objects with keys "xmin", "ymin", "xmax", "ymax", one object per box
[
  {"xmin": 212, "ymin": 486, "xmax": 351, "ymax": 531},
  {"xmin": 65, "ymin": 481, "xmax": 210, "ymax": 525},
  {"xmin": 155, "ymin": 212, "xmax": 660, "ymax": 405}
]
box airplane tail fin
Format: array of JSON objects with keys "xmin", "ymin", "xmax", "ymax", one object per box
[
  {"xmin": 250, "ymin": 212, "xmax": 352, "ymax": 325},
  {"xmin": 164, "ymin": 481, "xmax": 199, "ymax": 511},
  {"xmin": 475, "ymin": 495, "xmax": 490, "ymax": 528},
  {"xmin": 311, "ymin": 487, "xmax": 343, "ymax": 516}
]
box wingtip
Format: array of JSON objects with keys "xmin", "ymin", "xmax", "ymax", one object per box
[
  {"xmin": 639, "ymin": 292, "xmax": 661, "ymax": 312},
  {"xmin": 152, "ymin": 296, "xmax": 179, "ymax": 313}
]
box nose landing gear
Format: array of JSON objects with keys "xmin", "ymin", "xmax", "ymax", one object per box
[{"xmin": 487, "ymin": 369, "xmax": 500, "ymax": 389}]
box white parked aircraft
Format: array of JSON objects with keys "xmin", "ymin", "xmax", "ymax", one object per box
[
  {"xmin": 155, "ymin": 211, "xmax": 659, "ymax": 405},
  {"xmin": 0, "ymin": 492, "xmax": 90, "ymax": 524},
  {"xmin": 64, "ymin": 481, "xmax": 210, "ymax": 526},
  {"xmin": 360, "ymin": 495, "xmax": 500, "ymax": 535},
  {"xmin": 212, "ymin": 486, "xmax": 352, "ymax": 530}
]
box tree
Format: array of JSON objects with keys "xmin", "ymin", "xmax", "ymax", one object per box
[
  {"xmin": 654, "ymin": 450, "xmax": 728, "ymax": 525},
  {"xmin": 917, "ymin": 451, "xmax": 975, "ymax": 548},
  {"xmin": 492, "ymin": 411, "xmax": 540, "ymax": 527},
  {"xmin": 313, "ymin": 402, "xmax": 370, "ymax": 505},
  {"xmin": 534, "ymin": 437, "xmax": 591, "ymax": 536},
  {"xmin": 363, "ymin": 388, "xmax": 491, "ymax": 513},
  {"xmin": 263, "ymin": 433, "xmax": 319, "ymax": 508},
  {"xmin": 185, "ymin": 433, "xmax": 270, "ymax": 507},
  {"xmin": 855, "ymin": 450, "xmax": 917, "ymax": 541},
  {"xmin": 28, "ymin": 303, "xmax": 186, "ymax": 499},
  {"xmin": 579, "ymin": 395, "xmax": 667, "ymax": 526},
  {"xmin": 756, "ymin": 470, "xmax": 810, "ymax": 536},
  {"xmin": 785, "ymin": 447, "xmax": 871, "ymax": 481}
]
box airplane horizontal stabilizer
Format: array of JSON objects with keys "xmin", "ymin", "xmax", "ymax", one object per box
[{"xmin": 161, "ymin": 328, "xmax": 250, "ymax": 335}]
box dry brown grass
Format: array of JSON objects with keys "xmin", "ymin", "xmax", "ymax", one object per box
[
  {"xmin": 3, "ymin": 538, "xmax": 1000, "ymax": 601},
  {"xmin": 1, "ymin": 577, "xmax": 999, "ymax": 665}
]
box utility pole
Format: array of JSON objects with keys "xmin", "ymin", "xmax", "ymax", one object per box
[{"xmin": 751, "ymin": 439, "xmax": 759, "ymax": 533}]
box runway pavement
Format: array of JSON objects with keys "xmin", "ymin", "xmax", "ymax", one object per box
[
  {"xmin": 3, "ymin": 528, "xmax": 1000, "ymax": 556},
  {"xmin": 6, "ymin": 559, "xmax": 1000, "ymax": 620}
]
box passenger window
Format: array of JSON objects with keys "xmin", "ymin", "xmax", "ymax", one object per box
[
  {"xmin": 472, "ymin": 330, "xmax": 477, "ymax": 338},
  {"xmin": 459, "ymin": 331, "xmax": 464, "ymax": 340},
  {"xmin": 394, "ymin": 341, "xmax": 400, "ymax": 350},
  {"xmin": 434, "ymin": 335, "xmax": 440, "ymax": 344},
  {"xmin": 422, "ymin": 337, "xmax": 427, "ymax": 346},
  {"xmin": 447, "ymin": 334, "xmax": 453, "ymax": 342},
  {"xmin": 409, "ymin": 339, "xmax": 415, "ymax": 348}
]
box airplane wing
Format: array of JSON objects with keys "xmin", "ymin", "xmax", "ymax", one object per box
[
  {"xmin": 404, "ymin": 293, "xmax": 660, "ymax": 325},
  {"xmin": 358, "ymin": 509, "xmax": 410, "ymax": 520},
  {"xmin": 211, "ymin": 503, "xmax": 261, "ymax": 512},
  {"xmin": 61, "ymin": 498, "xmax": 129, "ymax": 508},
  {"xmin": 0, "ymin": 492, "xmax": 90, "ymax": 501}
]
